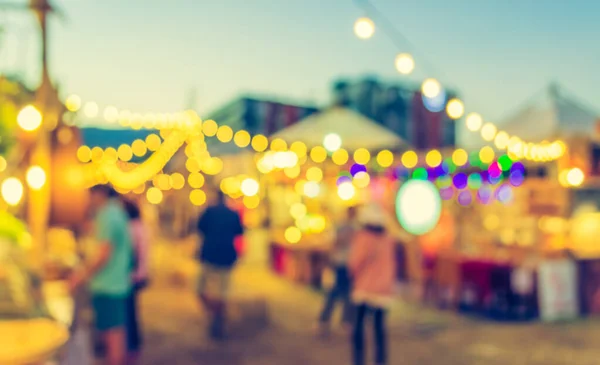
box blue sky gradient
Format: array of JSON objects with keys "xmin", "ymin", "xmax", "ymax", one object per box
[{"xmin": 1, "ymin": 0, "xmax": 598, "ymax": 125}]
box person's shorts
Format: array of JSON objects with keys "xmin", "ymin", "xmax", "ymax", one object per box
[
  {"xmin": 197, "ymin": 263, "xmax": 232, "ymax": 300},
  {"xmin": 91, "ymin": 295, "xmax": 127, "ymax": 331}
]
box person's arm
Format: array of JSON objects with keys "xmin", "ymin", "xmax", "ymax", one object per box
[
  {"xmin": 197, "ymin": 209, "xmax": 209, "ymax": 235},
  {"xmin": 348, "ymin": 234, "xmax": 367, "ymax": 276},
  {"xmin": 132, "ymin": 222, "xmax": 150, "ymax": 282},
  {"xmin": 68, "ymin": 213, "xmax": 114, "ymax": 292},
  {"xmin": 234, "ymin": 213, "xmax": 244, "ymax": 237}
]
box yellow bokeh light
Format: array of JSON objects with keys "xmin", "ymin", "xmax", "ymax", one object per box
[
  {"xmin": 284, "ymin": 165, "xmax": 301, "ymax": 179},
  {"xmin": 446, "ymin": 98, "xmax": 465, "ymax": 119},
  {"xmin": 155, "ymin": 174, "xmax": 171, "ymax": 191},
  {"xmin": 203, "ymin": 157, "xmax": 223, "ymax": 175},
  {"xmin": 479, "ymin": 146, "xmax": 495, "ymax": 164},
  {"xmin": 57, "ymin": 127, "xmax": 73, "ymax": 145},
  {"xmin": 131, "ymin": 139, "xmax": 147, "ymax": 157},
  {"xmin": 145, "ymin": 134, "xmax": 162, "ymax": 152},
  {"xmin": 452, "ymin": 149, "xmax": 468, "ymax": 166},
  {"xmin": 290, "ymin": 203, "xmax": 307, "ymax": 220},
  {"xmin": 202, "ymin": 119, "xmax": 218, "ymax": 137},
  {"xmin": 465, "ymin": 113, "xmax": 483, "ymax": 132},
  {"xmin": 117, "ymin": 144, "xmax": 133, "ymax": 162},
  {"xmin": 26, "ymin": 166, "xmax": 46, "ymax": 190},
  {"xmin": 494, "ymin": 131, "xmax": 510, "ymax": 150},
  {"xmin": 558, "ymin": 169, "xmax": 569, "ymax": 187},
  {"xmin": 270, "ymin": 138, "xmax": 287, "ymax": 152},
  {"xmin": 133, "ymin": 184, "xmax": 146, "ymax": 195},
  {"xmin": 401, "ymin": 151, "xmax": 418, "ymax": 168},
  {"xmin": 243, "ymin": 195, "xmax": 260, "ymax": 209},
  {"xmin": 188, "ymin": 172, "xmax": 205, "ymax": 188},
  {"xmin": 216, "ymin": 125, "xmax": 234, "ymax": 143},
  {"xmin": 284, "ymin": 226, "xmax": 302, "ymax": 244},
  {"xmin": 170, "ymin": 173, "xmax": 185, "ymax": 190},
  {"xmin": 65, "ymin": 94, "xmax": 82, "ymax": 112},
  {"xmin": 189, "ymin": 189, "xmax": 206, "ymax": 206},
  {"xmin": 309, "ymin": 216, "xmax": 327, "ymax": 233},
  {"xmin": 91, "ymin": 147, "xmax": 104, "ymax": 163},
  {"xmin": 394, "ymin": 53, "xmax": 414, "ymax": 75},
  {"xmin": 480, "ymin": 123, "xmax": 497, "ymax": 142},
  {"xmin": 567, "ymin": 168, "xmax": 585, "ymax": 187},
  {"xmin": 303, "ymin": 181, "xmax": 320, "ymax": 198},
  {"xmin": 376, "ymin": 150, "xmax": 394, "ymax": 168},
  {"xmin": 354, "ymin": 17, "xmax": 375, "ymax": 40},
  {"xmin": 353, "ymin": 171, "xmax": 371, "ymax": 189},
  {"xmin": 251, "ymin": 135, "xmax": 269, "ymax": 152},
  {"xmin": 290, "ymin": 141, "xmax": 307, "ymax": 158},
  {"xmin": 332, "ymin": 149, "xmax": 349, "ymax": 166},
  {"xmin": 186, "ymin": 158, "xmax": 202, "ymax": 173},
  {"xmin": 17, "ymin": 105, "xmax": 42, "ymax": 132},
  {"xmin": 103, "ymin": 147, "xmax": 118, "ymax": 163},
  {"xmin": 421, "ymin": 78, "xmax": 441, "ymax": 98},
  {"xmin": 295, "ymin": 180, "xmax": 306, "ymax": 195},
  {"xmin": 306, "ymin": 167, "xmax": 323, "ymax": 182},
  {"xmin": 241, "ymin": 178, "xmax": 260, "ymax": 196},
  {"xmin": 353, "ymin": 148, "xmax": 371, "ymax": 165},
  {"xmin": 77, "ymin": 145, "xmax": 92, "ymax": 163},
  {"xmin": 1, "ymin": 177, "xmax": 23, "ymax": 206},
  {"xmin": 119, "ymin": 110, "xmax": 132, "ymax": 127},
  {"xmin": 234, "ymin": 130, "xmax": 251, "ymax": 148},
  {"xmin": 425, "ymin": 150, "xmax": 442, "ymax": 167},
  {"xmin": 310, "ymin": 146, "xmax": 328, "ymax": 163},
  {"xmin": 146, "ymin": 187, "xmax": 163, "ymax": 205}
]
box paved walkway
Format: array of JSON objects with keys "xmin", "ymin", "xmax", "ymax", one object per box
[{"xmin": 137, "ymin": 256, "xmax": 600, "ymax": 365}]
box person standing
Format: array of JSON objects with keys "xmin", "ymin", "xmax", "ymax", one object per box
[
  {"xmin": 317, "ymin": 206, "xmax": 357, "ymax": 335},
  {"xmin": 348, "ymin": 204, "xmax": 396, "ymax": 365},
  {"xmin": 122, "ymin": 199, "xmax": 150, "ymax": 364},
  {"xmin": 196, "ymin": 190, "xmax": 244, "ymax": 340},
  {"xmin": 68, "ymin": 185, "xmax": 132, "ymax": 365}
]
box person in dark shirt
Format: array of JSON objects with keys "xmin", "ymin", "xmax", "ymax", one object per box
[{"xmin": 196, "ymin": 190, "xmax": 244, "ymax": 340}]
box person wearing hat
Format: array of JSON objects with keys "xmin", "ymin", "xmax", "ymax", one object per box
[{"xmin": 348, "ymin": 203, "xmax": 396, "ymax": 365}]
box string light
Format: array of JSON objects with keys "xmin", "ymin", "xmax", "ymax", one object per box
[
  {"xmin": 466, "ymin": 113, "xmax": 483, "ymax": 132},
  {"xmin": 354, "ymin": 17, "xmax": 375, "ymax": 39},
  {"xmin": 401, "ymin": 151, "xmax": 418, "ymax": 168},
  {"xmin": 1, "ymin": 177, "xmax": 23, "ymax": 206},
  {"xmin": 481, "ymin": 123, "xmax": 497, "ymax": 142},
  {"xmin": 421, "ymin": 78, "xmax": 441, "ymax": 98},
  {"xmin": 394, "ymin": 53, "xmax": 415, "ymax": 75},
  {"xmin": 17, "ymin": 105, "xmax": 42, "ymax": 131},
  {"xmin": 323, "ymin": 133, "xmax": 342, "ymax": 152},
  {"xmin": 353, "ymin": 148, "xmax": 371, "ymax": 165},
  {"xmin": 446, "ymin": 98, "xmax": 465, "ymax": 119},
  {"xmin": 376, "ymin": 150, "xmax": 394, "ymax": 168}
]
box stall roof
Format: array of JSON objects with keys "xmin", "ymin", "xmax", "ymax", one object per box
[
  {"xmin": 498, "ymin": 84, "xmax": 599, "ymax": 142},
  {"xmin": 271, "ymin": 107, "xmax": 407, "ymax": 151}
]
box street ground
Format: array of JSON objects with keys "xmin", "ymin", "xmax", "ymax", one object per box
[{"xmin": 136, "ymin": 239, "xmax": 600, "ymax": 365}]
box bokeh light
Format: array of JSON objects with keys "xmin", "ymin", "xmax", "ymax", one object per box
[
  {"xmin": 422, "ymin": 88, "xmax": 446, "ymax": 113},
  {"xmin": 376, "ymin": 150, "xmax": 394, "ymax": 168},
  {"xmin": 290, "ymin": 203, "xmax": 307, "ymax": 220},
  {"xmin": 270, "ymin": 138, "xmax": 288, "ymax": 152},
  {"xmin": 452, "ymin": 149, "xmax": 468, "ymax": 166},
  {"xmin": 481, "ymin": 123, "xmax": 497, "ymax": 142},
  {"xmin": 421, "ymin": 78, "xmax": 442, "ymax": 98},
  {"xmin": 303, "ymin": 181, "xmax": 320, "ymax": 198},
  {"xmin": 243, "ymin": 195, "xmax": 260, "ymax": 209},
  {"xmin": 290, "ymin": 141, "xmax": 307, "ymax": 158},
  {"xmin": 467, "ymin": 173, "xmax": 483, "ymax": 189},
  {"xmin": 234, "ymin": 130, "xmax": 251, "ymax": 148},
  {"xmin": 189, "ymin": 189, "xmax": 207, "ymax": 206},
  {"xmin": 353, "ymin": 171, "xmax": 371, "ymax": 188},
  {"xmin": 170, "ymin": 173, "xmax": 185, "ymax": 190},
  {"xmin": 446, "ymin": 98, "xmax": 465, "ymax": 119},
  {"xmin": 337, "ymin": 182, "xmax": 356, "ymax": 201},
  {"xmin": 412, "ymin": 167, "xmax": 428, "ymax": 180},
  {"xmin": 323, "ymin": 133, "xmax": 342, "ymax": 152},
  {"xmin": 395, "ymin": 180, "xmax": 441, "ymax": 235},
  {"xmin": 567, "ymin": 167, "xmax": 585, "ymax": 187},
  {"xmin": 251, "ymin": 135, "xmax": 269, "ymax": 152},
  {"xmin": 350, "ymin": 164, "xmax": 367, "ymax": 176},
  {"xmin": 77, "ymin": 146, "xmax": 92, "ymax": 163},
  {"xmin": 353, "ymin": 148, "xmax": 371, "ymax": 165},
  {"xmin": 284, "ymin": 226, "xmax": 302, "ymax": 244},
  {"xmin": 310, "ymin": 146, "xmax": 328, "ymax": 163},
  {"xmin": 394, "ymin": 53, "xmax": 415, "ymax": 75},
  {"xmin": 354, "ymin": 17, "xmax": 375, "ymax": 39},
  {"xmin": 479, "ymin": 146, "xmax": 495, "ymax": 164},
  {"xmin": 453, "ymin": 173, "xmax": 468, "ymax": 189},
  {"xmin": 332, "ymin": 149, "xmax": 349, "ymax": 165},
  {"xmin": 216, "ymin": 125, "xmax": 234, "ymax": 143},
  {"xmin": 496, "ymin": 185, "xmax": 514, "ymax": 204},
  {"xmin": 494, "ymin": 131, "xmax": 510, "ymax": 150},
  {"xmin": 145, "ymin": 134, "xmax": 162, "ymax": 152},
  {"xmin": 425, "ymin": 150, "xmax": 442, "ymax": 167},
  {"xmin": 465, "ymin": 113, "xmax": 483, "ymax": 132},
  {"xmin": 1, "ymin": 177, "xmax": 23, "ymax": 206},
  {"xmin": 306, "ymin": 167, "xmax": 323, "ymax": 182},
  {"xmin": 401, "ymin": 151, "xmax": 418, "ymax": 168},
  {"xmin": 132, "ymin": 139, "xmax": 147, "ymax": 157},
  {"xmin": 188, "ymin": 172, "xmax": 205, "ymax": 188},
  {"xmin": 477, "ymin": 186, "xmax": 493, "ymax": 204},
  {"xmin": 25, "ymin": 166, "xmax": 46, "ymax": 191},
  {"xmin": 202, "ymin": 119, "xmax": 218, "ymax": 136},
  {"xmin": 65, "ymin": 94, "xmax": 82, "ymax": 112},
  {"xmin": 117, "ymin": 144, "xmax": 133, "ymax": 162},
  {"xmin": 509, "ymin": 171, "xmax": 525, "ymax": 186},
  {"xmin": 17, "ymin": 105, "xmax": 42, "ymax": 131},
  {"xmin": 146, "ymin": 187, "xmax": 163, "ymax": 205},
  {"xmin": 457, "ymin": 190, "xmax": 472, "ymax": 206}
]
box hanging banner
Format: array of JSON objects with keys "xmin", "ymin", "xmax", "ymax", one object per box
[{"xmin": 537, "ymin": 259, "xmax": 579, "ymax": 321}]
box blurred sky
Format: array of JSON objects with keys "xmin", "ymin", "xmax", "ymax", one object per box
[{"xmin": 1, "ymin": 0, "xmax": 599, "ymax": 127}]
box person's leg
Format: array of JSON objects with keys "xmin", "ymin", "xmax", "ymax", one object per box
[
  {"xmin": 104, "ymin": 327, "xmax": 126, "ymax": 365},
  {"xmin": 319, "ymin": 283, "xmax": 340, "ymax": 324},
  {"xmin": 210, "ymin": 267, "xmax": 232, "ymax": 340},
  {"xmin": 352, "ymin": 304, "xmax": 367, "ymax": 365},
  {"xmin": 373, "ymin": 307, "xmax": 387, "ymax": 365},
  {"xmin": 126, "ymin": 286, "xmax": 141, "ymax": 363}
]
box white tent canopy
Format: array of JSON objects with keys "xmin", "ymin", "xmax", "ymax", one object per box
[
  {"xmin": 272, "ymin": 107, "xmax": 407, "ymax": 151},
  {"xmin": 498, "ymin": 84, "xmax": 598, "ymax": 143}
]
